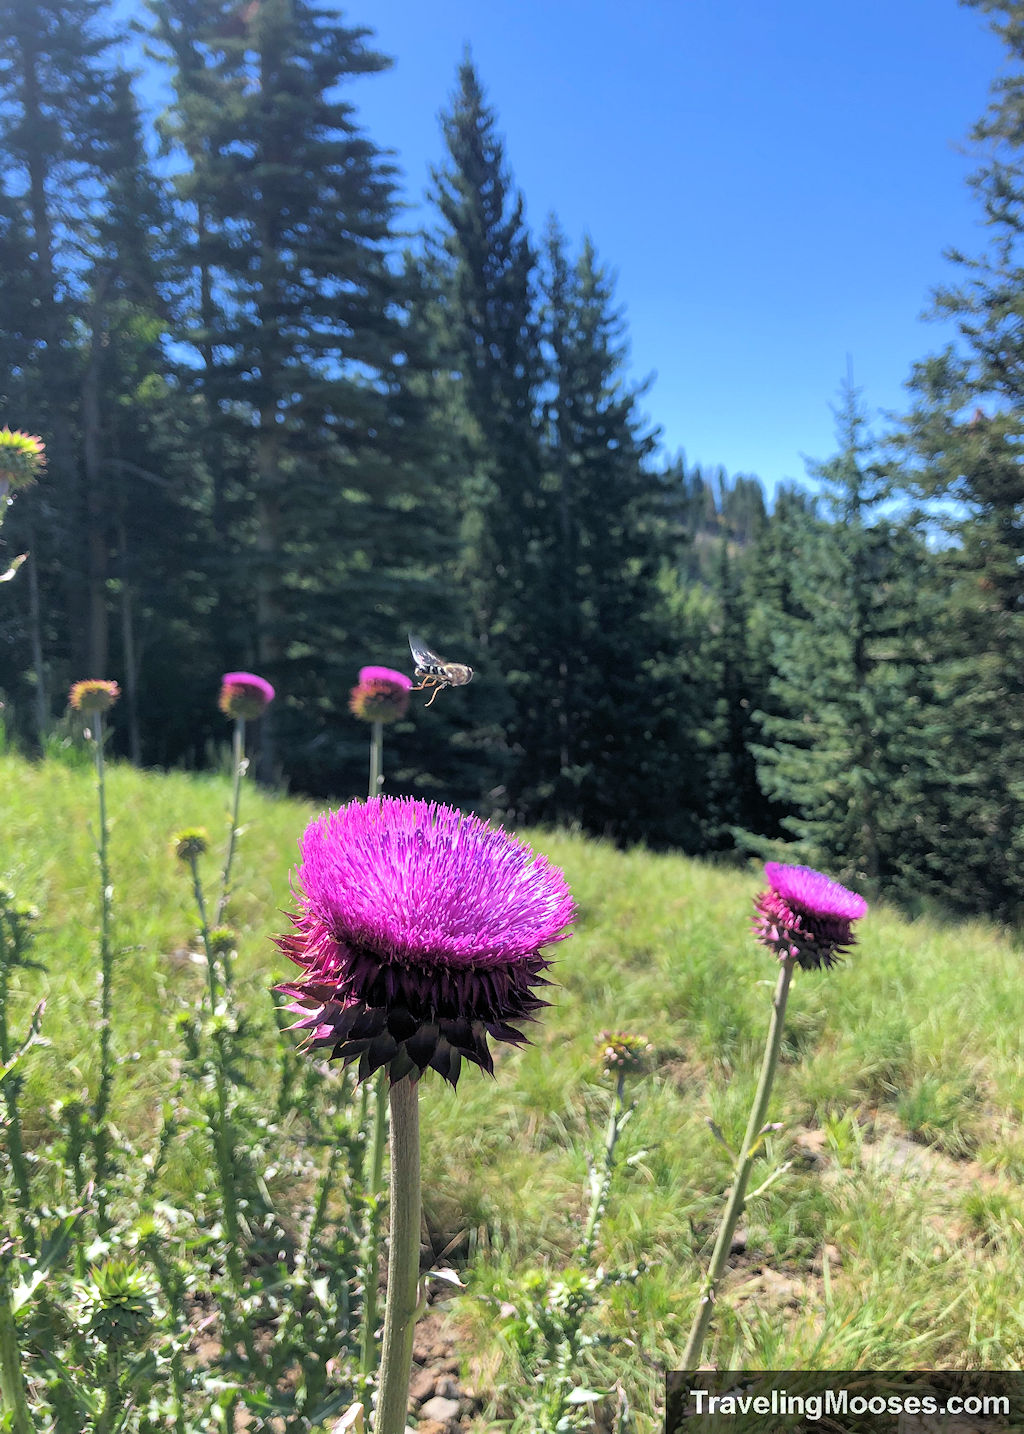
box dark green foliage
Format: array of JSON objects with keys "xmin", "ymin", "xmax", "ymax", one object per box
[
  {"xmin": 147, "ymin": 0, "xmax": 441, "ymax": 781},
  {"xmin": 7, "ymin": 0, "xmax": 1024, "ymax": 921},
  {"xmin": 0, "ymin": 0, "xmax": 123, "ymax": 690},
  {"xmin": 701, "ymin": 538, "xmax": 770, "ymax": 848},
  {"xmin": 895, "ymin": 356, "xmax": 1024, "ymax": 917},
  {"xmin": 889, "ymin": 0, "xmax": 1024, "ymax": 917},
  {"xmin": 750, "ymin": 381, "xmax": 935, "ymax": 897},
  {"xmin": 537, "ymin": 223, "xmax": 698, "ymax": 845},
  {"xmin": 428, "ymin": 63, "xmax": 699, "ymax": 844},
  {"xmin": 427, "ymin": 54, "xmax": 546, "ymax": 809}
]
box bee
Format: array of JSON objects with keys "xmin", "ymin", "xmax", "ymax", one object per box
[{"xmin": 408, "ymin": 633, "xmax": 474, "ymax": 708}]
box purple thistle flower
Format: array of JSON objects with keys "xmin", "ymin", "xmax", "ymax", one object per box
[
  {"xmin": 274, "ymin": 797, "xmax": 575, "ymax": 1086},
  {"xmin": 219, "ymin": 671, "xmax": 275, "ymax": 720},
  {"xmin": 358, "ymin": 665, "xmax": 412, "ymax": 687},
  {"xmin": 753, "ymin": 862, "xmax": 867, "ymax": 970},
  {"xmin": 349, "ymin": 664, "xmax": 412, "ymax": 724}
]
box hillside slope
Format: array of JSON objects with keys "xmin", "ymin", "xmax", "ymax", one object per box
[{"xmin": 4, "ymin": 748, "xmax": 1024, "ymax": 1421}]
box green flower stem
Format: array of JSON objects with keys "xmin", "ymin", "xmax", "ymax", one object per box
[
  {"xmin": 578, "ymin": 1067, "xmax": 627, "ymax": 1264},
  {"xmin": 97, "ymin": 1344, "xmax": 122, "ymax": 1434},
  {"xmin": 215, "ymin": 716, "xmax": 246, "ymax": 932},
  {"xmin": 186, "ymin": 853, "xmax": 219, "ymax": 1013},
  {"xmin": 369, "ymin": 719, "xmax": 383, "ymax": 799},
  {"xmin": 91, "ymin": 708, "xmax": 115, "ymax": 1230},
  {"xmin": 0, "ymin": 1183, "xmax": 32, "ymax": 1434},
  {"xmin": 359, "ymin": 721, "xmax": 389, "ymax": 1409},
  {"xmin": 359, "ymin": 1069, "xmax": 390, "ymax": 1407},
  {"xmin": 373, "ymin": 1076, "xmax": 421, "ymax": 1434},
  {"xmin": 681, "ymin": 957, "xmax": 796, "ymax": 1369},
  {"xmin": 185, "ymin": 855, "xmax": 247, "ymax": 1305},
  {"xmin": 0, "ymin": 924, "xmax": 34, "ymax": 1254}
]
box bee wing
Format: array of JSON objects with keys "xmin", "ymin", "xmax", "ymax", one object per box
[{"xmin": 408, "ymin": 633, "xmax": 446, "ymax": 668}]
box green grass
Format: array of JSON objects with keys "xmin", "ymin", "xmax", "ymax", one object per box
[{"xmin": 5, "ymin": 747, "xmax": 1024, "ymax": 1430}]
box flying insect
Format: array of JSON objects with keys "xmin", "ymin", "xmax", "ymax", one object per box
[{"xmin": 408, "ymin": 634, "xmax": 474, "ymax": 708}]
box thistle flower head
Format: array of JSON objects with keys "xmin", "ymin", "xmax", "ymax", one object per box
[
  {"xmin": 753, "ymin": 862, "xmax": 867, "ymax": 970},
  {"xmin": 209, "ymin": 926, "xmax": 237, "ymax": 956},
  {"xmin": 72, "ymin": 1260, "xmax": 160, "ymax": 1345},
  {"xmin": 218, "ymin": 671, "xmax": 275, "ymax": 720},
  {"xmin": 598, "ymin": 1031, "xmax": 652, "ymax": 1077},
  {"xmin": 69, "ymin": 679, "xmax": 120, "ymax": 714},
  {"xmin": 173, "ymin": 828, "xmax": 209, "ymax": 863},
  {"xmin": 274, "ymin": 797, "xmax": 575, "ymax": 1087},
  {"xmin": 0, "ymin": 428, "xmax": 45, "ymax": 493},
  {"xmin": 349, "ymin": 664, "xmax": 412, "ymax": 724}
]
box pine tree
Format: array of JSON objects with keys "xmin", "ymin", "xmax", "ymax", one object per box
[
  {"xmin": 429, "ymin": 56, "xmax": 546, "ymax": 813},
  {"xmin": 79, "ymin": 68, "xmax": 178, "ymax": 697},
  {"xmin": 891, "ymin": 0, "xmax": 1024, "ymax": 916},
  {"xmin": 701, "ymin": 537, "xmax": 767, "ymax": 848},
  {"xmin": 0, "ymin": 0, "xmax": 122, "ymax": 693},
  {"xmin": 539, "ymin": 222, "xmax": 695, "ymax": 843},
  {"xmin": 897, "ymin": 354, "xmax": 1024, "ymax": 916},
  {"xmin": 148, "ymin": 0, "xmax": 431, "ymax": 780},
  {"xmin": 750, "ymin": 383, "xmax": 922, "ymax": 894}
]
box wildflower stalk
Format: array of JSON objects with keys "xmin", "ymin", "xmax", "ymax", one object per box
[
  {"xmin": 578, "ymin": 1066, "xmax": 629, "ymax": 1265},
  {"xmin": 373, "ymin": 1076, "xmax": 421, "ymax": 1434},
  {"xmin": 369, "ymin": 719, "xmax": 383, "ymax": 797},
  {"xmin": 0, "ymin": 902, "xmax": 36, "ymax": 1251},
  {"xmin": 185, "ymin": 848, "xmax": 219, "ymax": 1015},
  {"xmin": 182, "ymin": 847, "xmax": 240, "ymax": 1266},
  {"xmin": 215, "ymin": 715, "xmax": 247, "ymax": 930},
  {"xmin": 358, "ymin": 1072, "xmax": 388, "ymax": 1407},
  {"xmin": 0, "ymin": 1013, "xmax": 40, "ymax": 1434},
  {"xmin": 91, "ymin": 707, "xmax": 116, "ymax": 1230},
  {"xmin": 681, "ymin": 956, "xmax": 795, "ymax": 1368},
  {"xmin": 0, "ymin": 1226, "xmax": 32, "ymax": 1434},
  {"xmin": 359, "ymin": 719, "xmax": 388, "ymax": 1410},
  {"xmin": 179, "ymin": 842, "xmax": 266, "ymax": 1394}
]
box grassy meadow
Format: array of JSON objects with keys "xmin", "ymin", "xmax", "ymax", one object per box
[{"xmin": 5, "ymin": 743, "xmax": 1024, "ymax": 1430}]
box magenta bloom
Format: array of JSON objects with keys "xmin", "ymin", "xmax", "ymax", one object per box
[
  {"xmin": 274, "ymin": 797, "xmax": 575, "ymax": 1086},
  {"xmin": 349, "ymin": 665, "xmax": 412, "ymax": 724},
  {"xmin": 753, "ymin": 862, "xmax": 867, "ymax": 970},
  {"xmin": 219, "ymin": 671, "xmax": 275, "ymax": 720}
]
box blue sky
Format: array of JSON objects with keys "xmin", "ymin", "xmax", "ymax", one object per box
[{"xmin": 340, "ymin": 0, "xmax": 1006, "ymax": 492}]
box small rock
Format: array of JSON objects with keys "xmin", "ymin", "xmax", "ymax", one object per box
[
  {"xmin": 811, "ymin": 1242, "xmax": 842, "ymax": 1274},
  {"xmin": 408, "ymin": 1367, "xmax": 438, "ymax": 1403},
  {"xmin": 436, "ymin": 1376, "xmax": 460, "ymax": 1400},
  {"xmin": 420, "ymin": 1395, "xmax": 462, "ymax": 1423},
  {"xmin": 730, "ymin": 1228, "xmax": 748, "ymax": 1254}
]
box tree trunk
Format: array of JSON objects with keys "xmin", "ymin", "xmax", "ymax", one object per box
[
  {"xmin": 254, "ymin": 419, "xmax": 282, "ymax": 782},
  {"xmin": 82, "ymin": 296, "xmax": 110, "ymax": 676},
  {"xmin": 22, "ymin": 37, "xmax": 86, "ymax": 672},
  {"xmin": 117, "ymin": 522, "xmax": 141, "ymax": 765}
]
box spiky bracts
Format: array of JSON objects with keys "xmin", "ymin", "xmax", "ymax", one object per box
[
  {"xmin": 753, "ymin": 862, "xmax": 867, "ymax": 970},
  {"xmin": 275, "ymin": 798, "xmax": 574, "ymax": 1086}
]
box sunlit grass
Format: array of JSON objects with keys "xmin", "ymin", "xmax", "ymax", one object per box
[{"xmin": 5, "ymin": 748, "xmax": 1024, "ymax": 1430}]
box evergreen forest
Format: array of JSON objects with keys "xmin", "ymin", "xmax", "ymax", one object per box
[{"xmin": 3, "ymin": 0, "xmax": 1024, "ymax": 924}]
